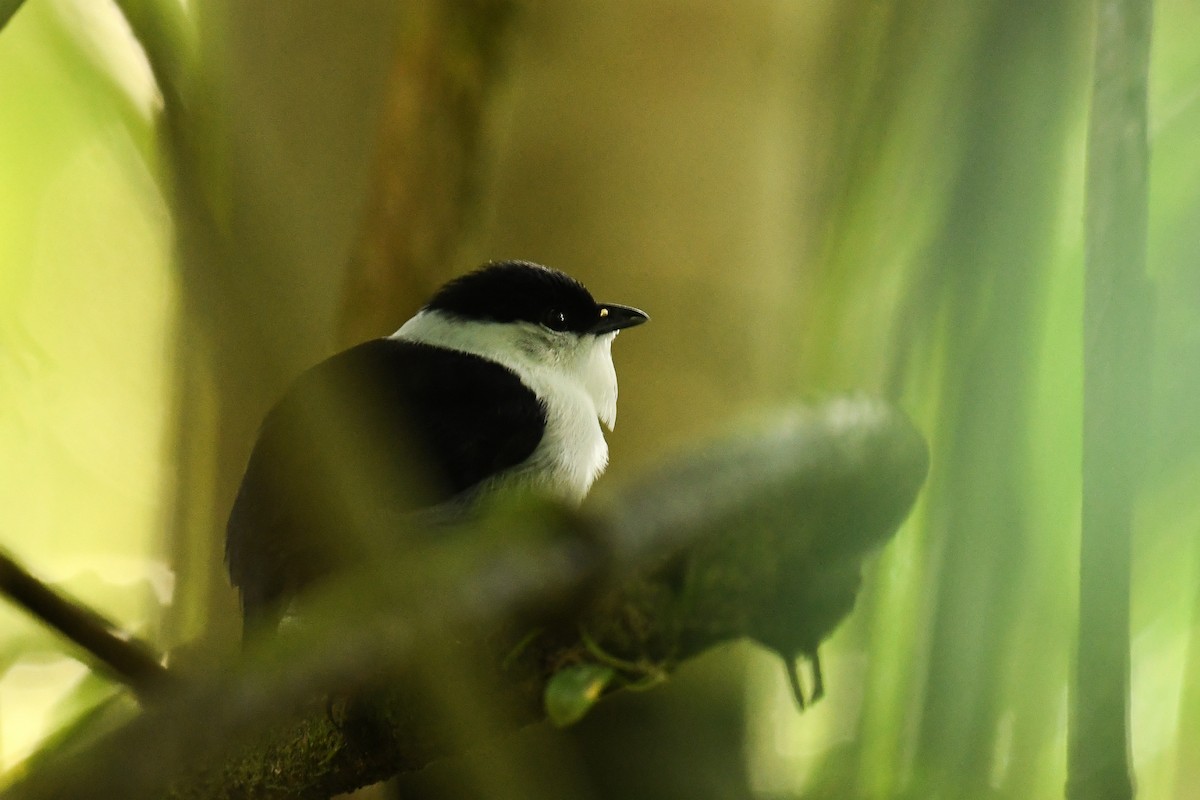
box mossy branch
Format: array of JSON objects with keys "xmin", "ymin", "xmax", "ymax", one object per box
[{"xmin": 4, "ymin": 396, "xmax": 928, "ymax": 800}]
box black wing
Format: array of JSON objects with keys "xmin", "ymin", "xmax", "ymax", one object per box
[{"xmin": 225, "ymin": 339, "xmax": 545, "ymax": 627}]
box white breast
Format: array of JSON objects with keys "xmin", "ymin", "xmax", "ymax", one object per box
[
  {"xmin": 510, "ymin": 371, "xmax": 608, "ymax": 503},
  {"xmin": 392, "ymin": 310, "xmax": 619, "ymax": 504}
]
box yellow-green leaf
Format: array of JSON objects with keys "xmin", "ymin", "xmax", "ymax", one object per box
[{"xmin": 544, "ymin": 663, "xmax": 615, "ymax": 728}]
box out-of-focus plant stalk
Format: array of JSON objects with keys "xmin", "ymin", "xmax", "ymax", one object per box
[
  {"xmin": 0, "ymin": 0, "xmax": 27, "ymax": 32},
  {"xmin": 1069, "ymin": 1, "xmax": 1153, "ymax": 799},
  {"xmin": 338, "ymin": 0, "xmax": 514, "ymax": 344}
]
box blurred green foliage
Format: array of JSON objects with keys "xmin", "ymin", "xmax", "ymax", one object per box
[
  {"xmin": 1, "ymin": 1, "xmax": 1199, "ymax": 798},
  {"xmin": 0, "ymin": 0, "xmax": 169, "ymax": 772}
]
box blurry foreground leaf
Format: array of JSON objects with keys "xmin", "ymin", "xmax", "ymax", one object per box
[{"xmin": 13, "ymin": 690, "xmax": 140, "ymax": 780}]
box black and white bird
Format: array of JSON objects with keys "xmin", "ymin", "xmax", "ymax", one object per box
[{"xmin": 225, "ymin": 261, "xmax": 648, "ymax": 634}]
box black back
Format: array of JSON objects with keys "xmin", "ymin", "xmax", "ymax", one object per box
[{"xmin": 225, "ymin": 338, "xmax": 545, "ymax": 628}]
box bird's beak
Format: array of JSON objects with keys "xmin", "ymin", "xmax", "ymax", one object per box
[{"xmin": 591, "ymin": 303, "xmax": 649, "ymax": 334}]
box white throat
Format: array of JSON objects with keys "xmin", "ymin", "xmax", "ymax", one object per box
[{"xmin": 391, "ymin": 309, "xmax": 621, "ymax": 502}]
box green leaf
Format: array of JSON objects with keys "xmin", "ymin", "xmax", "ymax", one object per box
[{"xmin": 543, "ymin": 663, "xmax": 615, "ymax": 728}]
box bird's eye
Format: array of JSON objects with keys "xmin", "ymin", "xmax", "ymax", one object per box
[{"xmin": 544, "ymin": 309, "xmax": 569, "ymax": 331}]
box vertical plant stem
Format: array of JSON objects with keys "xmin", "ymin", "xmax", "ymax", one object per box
[
  {"xmin": 0, "ymin": 0, "xmax": 26, "ymax": 33},
  {"xmin": 1069, "ymin": 2, "xmax": 1153, "ymax": 799},
  {"xmin": 338, "ymin": 0, "xmax": 515, "ymax": 344}
]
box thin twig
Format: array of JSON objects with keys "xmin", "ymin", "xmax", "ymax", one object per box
[{"xmin": 0, "ymin": 551, "xmax": 173, "ymax": 699}]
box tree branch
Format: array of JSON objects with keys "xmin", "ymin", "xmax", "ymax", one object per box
[
  {"xmin": 5, "ymin": 396, "xmax": 928, "ymax": 800},
  {"xmin": 0, "ymin": 551, "xmax": 172, "ymax": 699}
]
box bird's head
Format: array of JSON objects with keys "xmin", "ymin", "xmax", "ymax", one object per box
[{"xmin": 392, "ymin": 261, "xmax": 648, "ymax": 429}]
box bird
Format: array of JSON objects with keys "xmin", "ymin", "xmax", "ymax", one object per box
[{"xmin": 225, "ymin": 260, "xmax": 648, "ymax": 635}]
